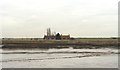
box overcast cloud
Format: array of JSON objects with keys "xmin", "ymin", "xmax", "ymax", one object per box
[{"xmin": 0, "ymin": 0, "xmax": 119, "ymax": 38}]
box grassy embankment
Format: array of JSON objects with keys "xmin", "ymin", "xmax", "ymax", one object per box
[{"xmin": 1, "ymin": 38, "xmax": 119, "ymax": 49}]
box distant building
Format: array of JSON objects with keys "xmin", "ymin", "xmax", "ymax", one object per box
[
  {"xmin": 43, "ymin": 35, "xmax": 56, "ymax": 40},
  {"xmin": 44, "ymin": 28, "xmax": 70, "ymax": 40},
  {"xmin": 61, "ymin": 35, "xmax": 70, "ymax": 40}
]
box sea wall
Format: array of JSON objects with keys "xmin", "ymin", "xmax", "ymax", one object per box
[{"xmin": 1, "ymin": 38, "xmax": 119, "ymax": 48}]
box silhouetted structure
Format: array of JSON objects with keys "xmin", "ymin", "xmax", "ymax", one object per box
[
  {"xmin": 44, "ymin": 28, "xmax": 70, "ymax": 40},
  {"xmin": 47, "ymin": 28, "xmax": 51, "ymax": 36}
]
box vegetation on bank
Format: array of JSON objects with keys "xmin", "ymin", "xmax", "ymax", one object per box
[
  {"xmin": 1, "ymin": 38, "xmax": 119, "ymax": 49},
  {"xmin": 72, "ymin": 46, "xmax": 118, "ymax": 49}
]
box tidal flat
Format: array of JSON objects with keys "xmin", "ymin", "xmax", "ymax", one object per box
[{"xmin": 1, "ymin": 47, "xmax": 118, "ymax": 68}]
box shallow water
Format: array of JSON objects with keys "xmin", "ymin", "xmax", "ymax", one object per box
[{"xmin": 0, "ymin": 47, "xmax": 118, "ymax": 68}]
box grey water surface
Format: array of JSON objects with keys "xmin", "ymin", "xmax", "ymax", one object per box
[{"xmin": 0, "ymin": 46, "xmax": 118, "ymax": 68}]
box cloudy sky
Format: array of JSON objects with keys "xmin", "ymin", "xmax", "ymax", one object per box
[{"xmin": 0, "ymin": 0, "xmax": 119, "ymax": 38}]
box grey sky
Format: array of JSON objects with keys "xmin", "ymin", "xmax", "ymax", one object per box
[{"xmin": 0, "ymin": 0, "xmax": 119, "ymax": 38}]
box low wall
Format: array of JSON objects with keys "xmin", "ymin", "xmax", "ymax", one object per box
[{"xmin": 1, "ymin": 38, "xmax": 119, "ymax": 48}]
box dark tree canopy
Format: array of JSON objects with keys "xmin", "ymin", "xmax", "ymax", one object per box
[{"xmin": 56, "ymin": 33, "xmax": 61, "ymax": 40}]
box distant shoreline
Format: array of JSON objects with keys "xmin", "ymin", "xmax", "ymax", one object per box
[{"xmin": 1, "ymin": 38, "xmax": 119, "ymax": 49}]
